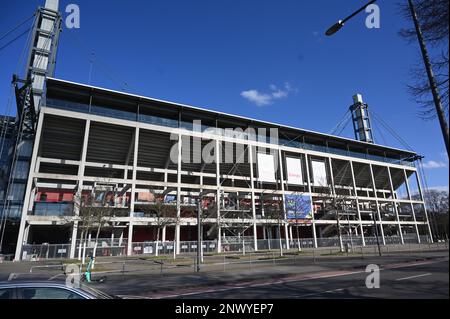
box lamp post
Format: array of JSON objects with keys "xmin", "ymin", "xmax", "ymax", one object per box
[{"xmin": 325, "ymin": 0, "xmax": 449, "ymax": 158}]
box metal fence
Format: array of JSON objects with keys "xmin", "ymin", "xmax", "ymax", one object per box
[
  {"xmin": 21, "ymin": 244, "xmax": 72, "ymax": 260},
  {"xmin": 18, "ymin": 233, "xmax": 437, "ymax": 260}
]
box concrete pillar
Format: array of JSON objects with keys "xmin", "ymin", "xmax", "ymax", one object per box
[
  {"xmin": 14, "ymin": 111, "xmax": 45, "ymax": 261},
  {"xmin": 415, "ymin": 166, "xmax": 433, "ymax": 243},
  {"xmin": 304, "ymin": 154, "xmax": 317, "ymax": 248},
  {"xmin": 69, "ymin": 222, "xmax": 78, "ymax": 259},
  {"xmin": 387, "ymin": 167, "xmax": 404, "ymax": 245},
  {"xmin": 369, "ymin": 164, "xmax": 386, "ymax": 245},
  {"xmin": 403, "ymin": 169, "xmax": 421, "ymax": 244},
  {"xmin": 175, "ymin": 133, "xmax": 182, "ymax": 254},
  {"xmin": 349, "ymin": 161, "xmax": 366, "ymax": 246},
  {"xmin": 162, "ymin": 225, "xmax": 166, "ymax": 242},
  {"xmin": 119, "ymin": 230, "xmax": 123, "ymax": 247},
  {"xmin": 215, "ymin": 139, "xmax": 221, "ymax": 253},
  {"xmin": 278, "ymin": 149, "xmax": 290, "ymax": 249},
  {"xmin": 248, "ymin": 144, "xmax": 258, "ymax": 251},
  {"xmin": 128, "ymin": 126, "xmax": 139, "ymax": 256}
]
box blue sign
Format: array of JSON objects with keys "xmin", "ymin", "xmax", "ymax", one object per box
[{"xmin": 285, "ymin": 194, "xmax": 312, "ymax": 220}]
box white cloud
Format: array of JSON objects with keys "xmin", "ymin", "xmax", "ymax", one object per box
[
  {"xmin": 241, "ymin": 82, "xmax": 297, "ymax": 106},
  {"xmin": 240, "ymin": 90, "xmax": 273, "ymax": 106},
  {"xmin": 422, "ymin": 160, "xmax": 447, "ymax": 169}
]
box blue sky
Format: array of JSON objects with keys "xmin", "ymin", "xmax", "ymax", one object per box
[{"xmin": 0, "ymin": 0, "xmax": 448, "ymax": 190}]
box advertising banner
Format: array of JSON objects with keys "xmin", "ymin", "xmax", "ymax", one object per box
[
  {"xmin": 311, "ymin": 160, "xmax": 328, "ymax": 186},
  {"xmin": 257, "ymin": 153, "xmax": 276, "ymax": 183},
  {"xmin": 286, "ymin": 157, "xmax": 303, "ymax": 185},
  {"xmin": 285, "ymin": 194, "xmax": 312, "ymax": 220}
]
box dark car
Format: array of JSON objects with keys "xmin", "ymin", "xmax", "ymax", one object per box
[{"xmin": 0, "ymin": 281, "xmax": 117, "ymax": 299}]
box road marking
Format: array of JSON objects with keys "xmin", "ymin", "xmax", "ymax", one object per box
[
  {"xmin": 294, "ymin": 287, "xmax": 356, "ymax": 298},
  {"xmin": 8, "ymin": 273, "xmax": 16, "ymax": 281},
  {"xmin": 147, "ymin": 258, "xmax": 447, "ymax": 299},
  {"xmin": 395, "ymin": 273, "xmax": 432, "ymax": 281}
]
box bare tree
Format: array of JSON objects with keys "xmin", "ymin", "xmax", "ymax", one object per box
[
  {"xmin": 423, "ymin": 189, "xmax": 449, "ymax": 239},
  {"xmin": 399, "ymin": 0, "xmax": 449, "ymax": 119},
  {"xmin": 137, "ymin": 192, "xmax": 177, "ymax": 257},
  {"xmin": 315, "ymin": 184, "xmax": 358, "ymax": 253},
  {"xmin": 264, "ymin": 194, "xmax": 285, "ymax": 257},
  {"xmin": 71, "ymin": 183, "xmax": 116, "ymax": 265}
]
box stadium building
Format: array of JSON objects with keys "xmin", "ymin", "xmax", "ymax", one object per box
[{"xmin": 0, "ymin": 1, "xmax": 433, "ymax": 261}]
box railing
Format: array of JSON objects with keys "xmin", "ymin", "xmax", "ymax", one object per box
[
  {"xmin": 20, "ymin": 233, "xmax": 438, "ymax": 260},
  {"xmin": 45, "ymin": 98, "xmax": 414, "ymax": 167}
]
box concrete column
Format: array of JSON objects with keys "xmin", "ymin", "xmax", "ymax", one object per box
[
  {"xmin": 118, "ymin": 230, "xmax": 123, "ymax": 247},
  {"xmin": 248, "ymin": 144, "xmax": 258, "ymax": 251},
  {"xmin": 127, "ymin": 126, "xmax": 139, "ymax": 256},
  {"xmin": 162, "ymin": 225, "xmax": 166, "ymax": 242},
  {"xmin": 70, "ymin": 119, "xmax": 90, "ymax": 259},
  {"xmin": 14, "ymin": 111, "xmax": 45, "ymax": 261},
  {"xmin": 215, "ymin": 139, "xmax": 221, "ymax": 253},
  {"xmin": 403, "ymin": 169, "xmax": 421, "ymax": 243},
  {"xmin": 175, "ymin": 133, "xmax": 182, "ymax": 254},
  {"xmin": 349, "ymin": 161, "xmax": 365, "ymax": 246},
  {"xmin": 415, "ymin": 166, "xmax": 433, "ymax": 243},
  {"xmin": 278, "ymin": 149, "xmax": 290, "ymax": 249},
  {"xmin": 387, "ymin": 167, "xmax": 404, "ymax": 244},
  {"xmin": 69, "ymin": 223, "xmax": 78, "ymax": 258},
  {"xmin": 369, "ymin": 164, "xmax": 386, "ymax": 245},
  {"xmin": 304, "ymin": 154, "xmax": 317, "ymax": 248},
  {"xmin": 328, "ymin": 157, "xmax": 344, "ymax": 251}
]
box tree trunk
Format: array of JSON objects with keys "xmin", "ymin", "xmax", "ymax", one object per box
[
  {"xmin": 278, "ymin": 224, "xmax": 283, "ymax": 257},
  {"xmin": 155, "ymin": 227, "xmax": 160, "ymax": 257},
  {"xmin": 92, "ymin": 223, "xmax": 101, "ymax": 269},
  {"xmin": 82, "ymin": 226, "xmax": 89, "ymax": 265},
  {"xmin": 78, "ymin": 230, "xmax": 84, "ymax": 261}
]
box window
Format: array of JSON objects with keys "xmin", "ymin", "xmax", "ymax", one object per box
[
  {"xmin": 20, "ymin": 287, "xmax": 84, "ymax": 299},
  {"xmin": 0, "ymin": 288, "xmax": 13, "ymax": 299}
]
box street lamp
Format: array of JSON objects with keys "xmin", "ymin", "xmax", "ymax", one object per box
[
  {"xmin": 325, "ymin": 0, "xmax": 377, "ymax": 36},
  {"xmin": 325, "ymin": 0, "xmax": 449, "ymax": 157}
]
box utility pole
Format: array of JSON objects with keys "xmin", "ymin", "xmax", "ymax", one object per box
[{"xmin": 407, "ymin": 0, "xmax": 449, "ymax": 157}]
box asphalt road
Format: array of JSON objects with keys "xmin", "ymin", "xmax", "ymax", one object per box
[{"xmin": 165, "ymin": 259, "xmax": 449, "ymax": 299}]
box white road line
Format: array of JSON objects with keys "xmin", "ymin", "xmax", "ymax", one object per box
[
  {"xmin": 395, "ymin": 273, "xmax": 432, "ymax": 281},
  {"xmin": 8, "ymin": 273, "xmax": 16, "ymax": 281},
  {"xmin": 295, "ymin": 287, "xmax": 355, "ymax": 298},
  {"xmin": 150, "ymin": 259, "xmax": 446, "ymax": 299}
]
